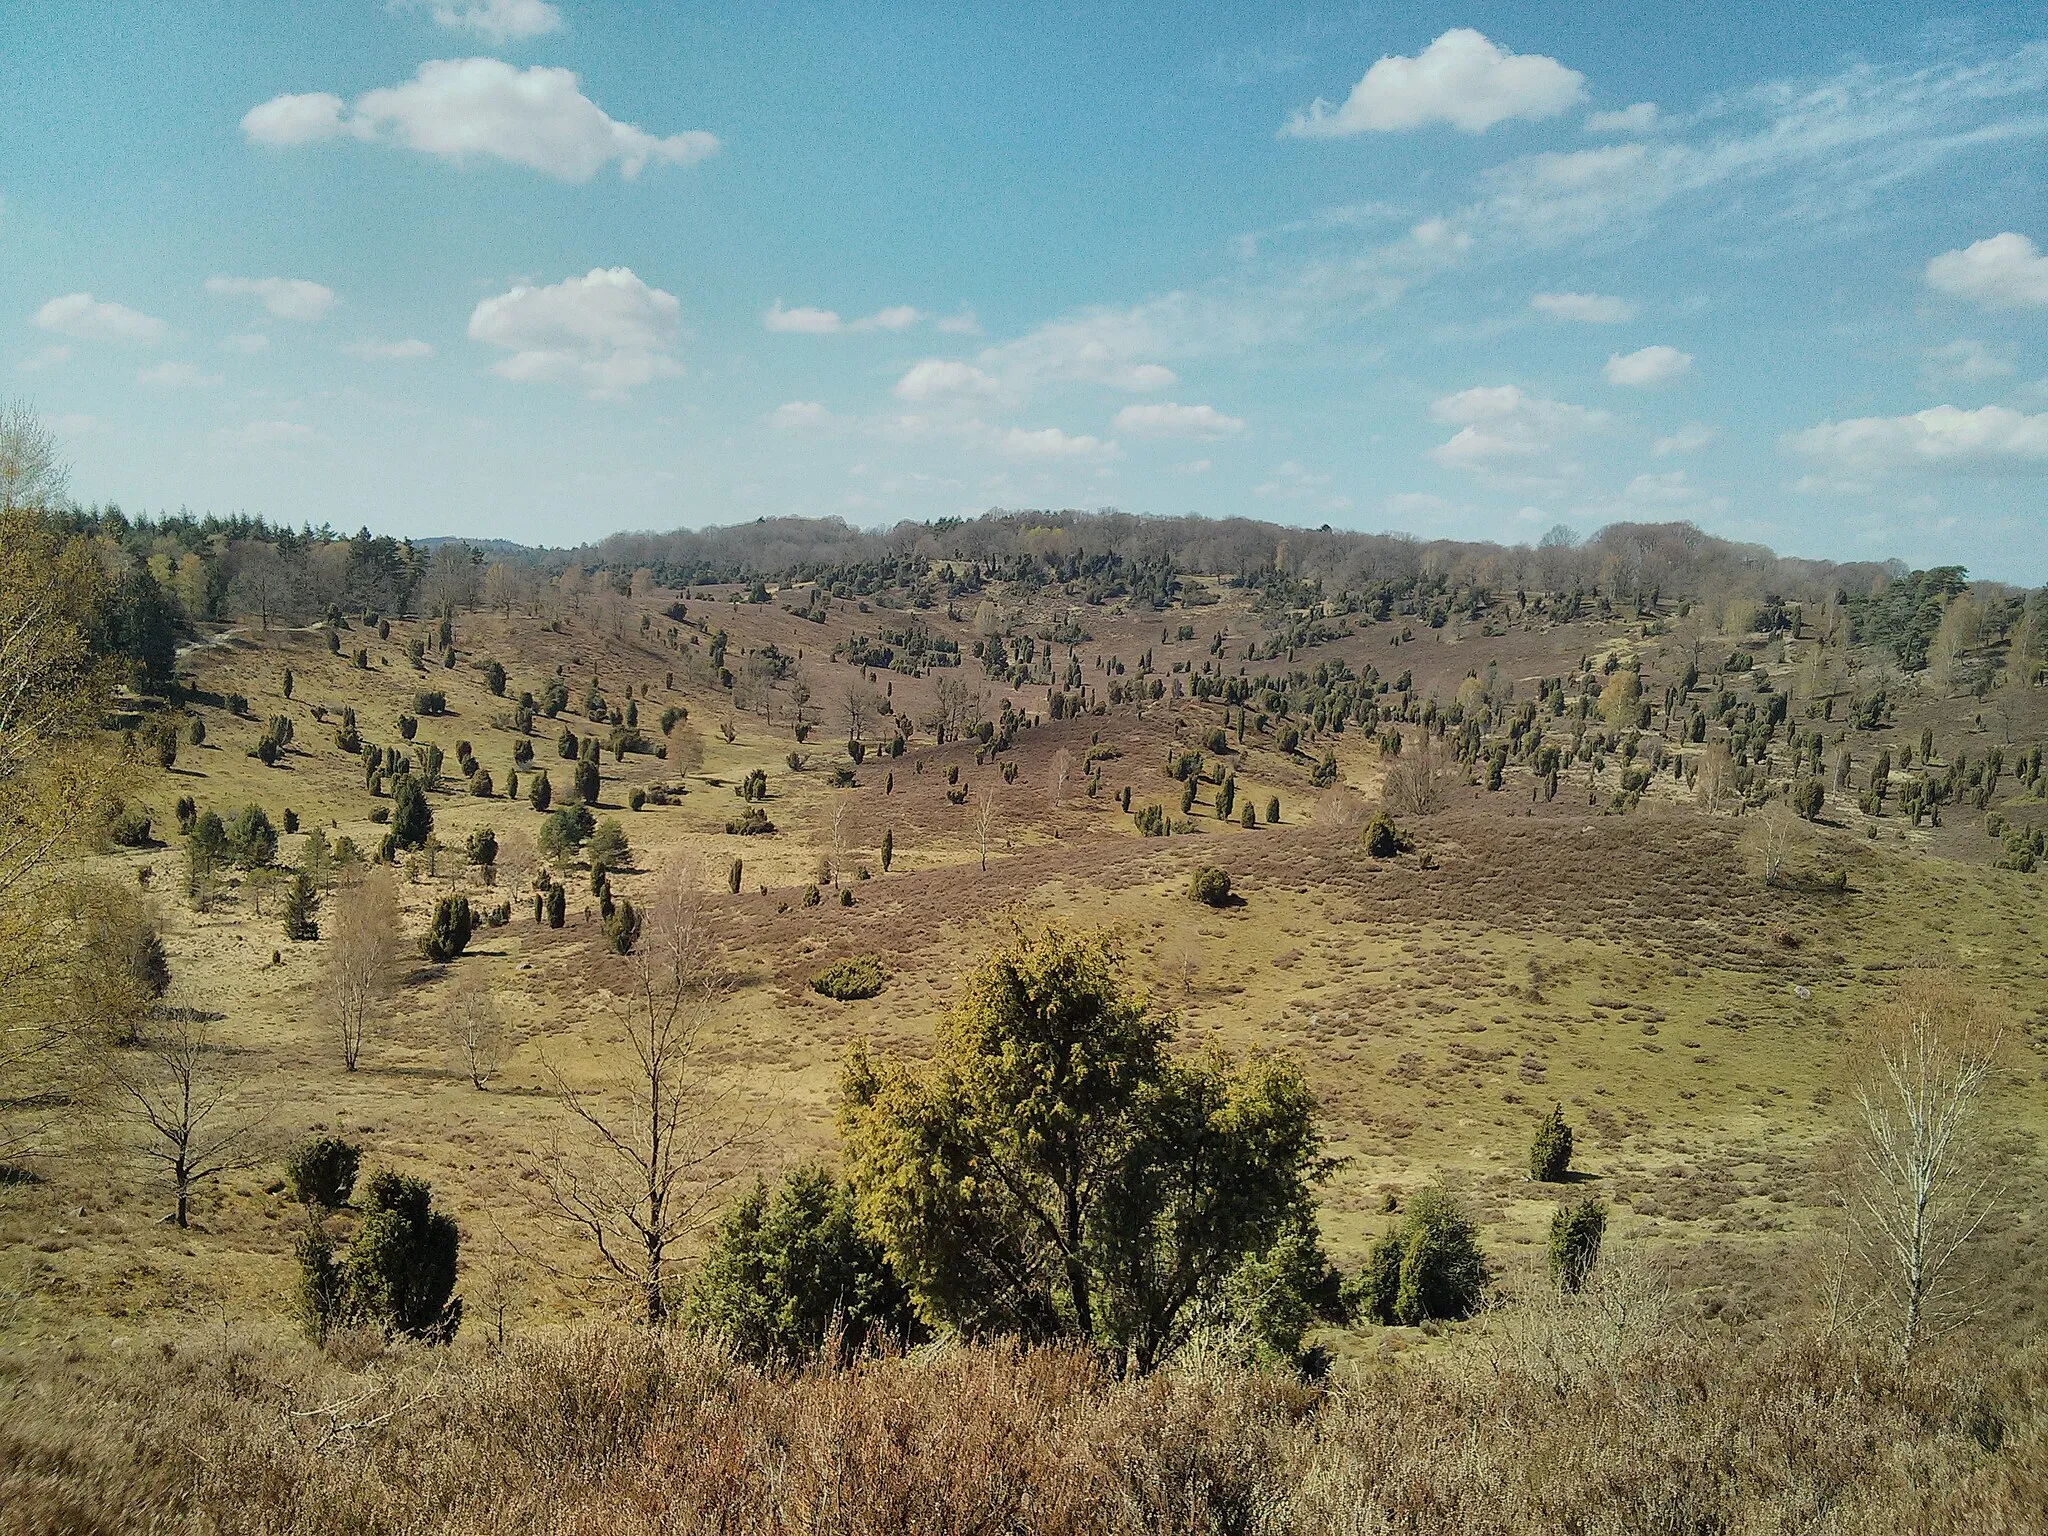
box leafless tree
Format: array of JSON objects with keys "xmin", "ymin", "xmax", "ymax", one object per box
[
  {"xmin": 1740, "ymin": 801, "xmax": 1800, "ymax": 886},
  {"xmin": 1851, "ymin": 976, "xmax": 2001, "ymax": 1369},
  {"xmin": 1047, "ymin": 747, "xmax": 1073, "ymax": 807},
  {"xmin": 828, "ymin": 795, "xmax": 856, "ymax": 883},
  {"xmin": 1383, "ymin": 730, "xmax": 1448, "ymax": 816},
  {"xmin": 541, "ymin": 860, "xmax": 745, "ymax": 1325},
  {"xmin": 841, "ymin": 680, "xmax": 884, "ymax": 743},
  {"xmin": 975, "ymin": 784, "xmax": 1001, "ymax": 873},
  {"xmin": 325, "ymin": 868, "xmax": 401, "ymax": 1071},
  {"xmin": 1694, "ymin": 741, "xmax": 1736, "ymax": 812},
  {"xmin": 0, "ymin": 398, "xmax": 70, "ymax": 513},
  {"xmin": 112, "ymin": 1011, "xmax": 264, "ymax": 1229},
  {"xmin": 450, "ymin": 975, "xmax": 507, "ymax": 1090},
  {"xmin": 227, "ymin": 541, "xmax": 292, "ymax": 631}
]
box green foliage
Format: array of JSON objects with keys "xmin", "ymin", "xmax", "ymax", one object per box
[
  {"xmin": 227, "ymin": 804, "xmax": 277, "ymax": 867},
  {"xmin": 1362, "ymin": 811, "xmax": 1410, "ymax": 859},
  {"xmin": 528, "ymin": 769, "xmax": 552, "ymax": 812},
  {"xmin": 1530, "ymin": 1103, "xmax": 1574, "ymax": 1182},
  {"xmin": 726, "ymin": 806, "xmax": 775, "ymax": 836},
  {"xmin": 106, "ymin": 802, "xmax": 153, "ymax": 848},
  {"xmin": 422, "ymin": 895, "xmax": 473, "ymax": 963},
  {"xmin": 1350, "ymin": 1181, "xmax": 1488, "ymax": 1326},
  {"xmin": 573, "ymin": 757, "xmax": 601, "ymax": 806},
  {"xmin": 686, "ymin": 1166, "xmax": 924, "ymax": 1367},
  {"xmin": 284, "ymin": 1136, "xmax": 360, "ymax": 1211},
  {"xmin": 880, "ymin": 827, "xmax": 893, "ymax": 871},
  {"xmin": 538, "ymin": 805, "xmax": 593, "ymax": 860},
  {"xmin": 465, "ymin": 826, "xmax": 497, "ymax": 868},
  {"xmin": 341, "ymin": 1171, "xmax": 462, "ymax": 1343},
  {"xmin": 728, "ymin": 857, "xmax": 743, "ymax": 893},
  {"xmin": 1792, "ymin": 778, "xmax": 1826, "ymax": 821},
  {"xmin": 587, "ymin": 817, "xmax": 630, "ymax": 873},
  {"xmin": 544, "ymin": 884, "xmax": 566, "ymax": 928},
  {"xmin": 811, "ymin": 956, "xmax": 887, "ymax": 1000},
  {"xmin": 1189, "ymin": 865, "xmax": 1232, "ymax": 907},
  {"xmin": 1266, "ymin": 795, "xmax": 1280, "ymax": 824},
  {"xmin": 281, "ymin": 872, "xmax": 320, "ymax": 940},
  {"xmin": 603, "ymin": 898, "xmax": 641, "ymax": 955},
  {"xmin": 390, "ymin": 777, "xmax": 433, "ymax": 851},
  {"xmin": 1241, "ymin": 800, "xmax": 1257, "ymax": 828},
  {"xmin": 484, "ymin": 659, "xmax": 506, "ymax": 696},
  {"xmin": 840, "ymin": 927, "xmax": 1333, "ymax": 1374},
  {"xmin": 1548, "ymin": 1196, "xmax": 1608, "ymax": 1293}
]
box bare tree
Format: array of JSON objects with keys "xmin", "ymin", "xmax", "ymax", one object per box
[
  {"xmin": 1047, "ymin": 747, "xmax": 1073, "ymax": 807},
  {"xmin": 828, "ymin": 795, "xmax": 856, "ymax": 883},
  {"xmin": 450, "ymin": 974, "xmax": 507, "ymax": 1090},
  {"xmin": 841, "ymin": 680, "xmax": 884, "ymax": 743},
  {"xmin": 1851, "ymin": 976, "xmax": 2001, "ymax": 1369},
  {"xmin": 325, "ymin": 868, "xmax": 401, "ymax": 1071},
  {"xmin": 226, "ymin": 541, "xmax": 292, "ymax": 631},
  {"xmin": 975, "ymin": 784, "xmax": 1001, "ymax": 873},
  {"xmin": 0, "ymin": 398, "xmax": 70, "ymax": 513},
  {"xmin": 1383, "ymin": 730, "xmax": 1448, "ymax": 816},
  {"xmin": 1739, "ymin": 801, "xmax": 1801, "ymax": 886},
  {"xmin": 1694, "ymin": 741, "xmax": 1736, "ymax": 812},
  {"xmin": 542, "ymin": 860, "xmax": 744, "ymax": 1325},
  {"xmin": 112, "ymin": 1011, "xmax": 264, "ymax": 1229}
]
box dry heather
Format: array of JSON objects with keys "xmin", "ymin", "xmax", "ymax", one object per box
[{"xmin": 2, "ymin": 1306, "xmax": 2044, "ymax": 1535}]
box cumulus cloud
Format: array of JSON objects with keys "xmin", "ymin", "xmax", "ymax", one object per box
[
  {"xmin": 206, "ymin": 275, "xmax": 337, "ymax": 322},
  {"xmin": 468, "ymin": 267, "xmax": 681, "ymax": 398},
  {"xmin": 1604, "ymin": 344, "xmax": 1692, "ymax": 387},
  {"xmin": 1531, "ymin": 291, "xmax": 1635, "ymax": 323},
  {"xmin": 1786, "ymin": 404, "xmax": 2048, "ymax": 479},
  {"xmin": 343, "ymin": 337, "xmax": 435, "ymax": 359},
  {"xmin": 765, "ymin": 301, "xmax": 922, "ymax": 334},
  {"xmin": 857, "ymin": 305, "xmax": 921, "ymax": 332},
  {"xmin": 1922, "ymin": 339, "xmax": 2014, "ymax": 384},
  {"xmin": 1925, "ymin": 232, "xmax": 2048, "ymax": 310},
  {"xmin": 33, "ymin": 293, "xmax": 167, "ymax": 345},
  {"xmin": 770, "ymin": 400, "xmax": 833, "ymax": 430},
  {"xmin": 1282, "ymin": 29, "xmax": 1584, "ymax": 137},
  {"xmin": 394, "ymin": 0, "xmax": 562, "ymax": 45},
  {"xmin": 994, "ymin": 426, "xmax": 1115, "ymax": 460},
  {"xmin": 937, "ymin": 309, "xmax": 982, "ymax": 335},
  {"xmin": 19, "ymin": 345, "xmax": 71, "ymax": 372},
  {"xmin": 137, "ymin": 361, "xmax": 222, "ymax": 389},
  {"xmin": 1112, "ymin": 402, "xmax": 1245, "ymax": 438},
  {"xmin": 242, "ymin": 59, "xmax": 718, "ymax": 181},
  {"xmin": 1429, "ymin": 384, "xmax": 1610, "ymax": 489},
  {"xmin": 1653, "ymin": 422, "xmax": 1717, "ymax": 456},
  {"xmin": 894, "ymin": 359, "xmax": 1001, "ymax": 401},
  {"xmin": 1585, "ymin": 102, "xmax": 1661, "ymax": 134}
]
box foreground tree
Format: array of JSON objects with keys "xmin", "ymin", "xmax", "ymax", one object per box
[
  {"xmin": 325, "ymin": 868, "xmax": 402, "ymax": 1071},
  {"xmin": 1852, "ymin": 975, "xmax": 2001, "ymax": 1369},
  {"xmin": 841, "ymin": 925, "xmax": 1338, "ymax": 1374},
  {"xmin": 543, "ymin": 861, "xmax": 743, "ymax": 1325},
  {"xmin": 112, "ymin": 1013, "xmax": 264, "ymax": 1229}
]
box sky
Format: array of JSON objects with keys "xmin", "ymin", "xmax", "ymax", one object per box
[{"xmin": 3, "ymin": 2, "xmax": 2046, "ymax": 580}]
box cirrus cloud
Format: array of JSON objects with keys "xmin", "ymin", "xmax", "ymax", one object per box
[
  {"xmin": 1112, "ymin": 402, "xmax": 1245, "ymax": 438},
  {"xmin": 468, "ymin": 267, "xmax": 681, "ymax": 398},
  {"xmin": 1925, "ymin": 232, "xmax": 2048, "ymax": 310},
  {"xmin": 242, "ymin": 58, "xmax": 719, "ymax": 181},
  {"xmin": 33, "ymin": 293, "xmax": 167, "ymax": 345},
  {"xmin": 1283, "ymin": 29, "xmax": 1584, "ymax": 138}
]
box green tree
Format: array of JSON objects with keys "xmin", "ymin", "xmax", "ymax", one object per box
[
  {"xmin": 1189, "ymin": 865, "xmax": 1231, "ymax": 907},
  {"xmin": 281, "ymin": 871, "xmax": 320, "ymax": 940},
  {"xmin": 529, "ymin": 768, "xmax": 552, "ymax": 812},
  {"xmin": 687, "ymin": 1166, "xmax": 923, "ymax": 1366},
  {"xmin": 574, "ymin": 757, "xmax": 601, "ymax": 806},
  {"xmin": 227, "ymin": 804, "xmax": 277, "ymax": 868},
  {"xmin": 284, "ymin": 1135, "xmax": 360, "ymax": 1212},
  {"xmin": 1350, "ymin": 1181, "xmax": 1488, "ymax": 1326},
  {"xmin": 1548, "ymin": 1195, "xmax": 1608, "ymax": 1293},
  {"xmin": 343, "ymin": 1170, "xmax": 462, "ymax": 1343},
  {"xmin": 1530, "ymin": 1103, "xmax": 1574, "ymax": 1182},
  {"xmin": 841, "ymin": 926, "xmax": 1335, "ymax": 1374},
  {"xmin": 422, "ymin": 895, "xmax": 473, "ymax": 963},
  {"xmin": 587, "ymin": 817, "xmax": 631, "ymax": 874},
  {"xmin": 391, "ymin": 776, "xmax": 433, "ymax": 850}
]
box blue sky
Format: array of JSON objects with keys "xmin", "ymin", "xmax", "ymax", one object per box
[{"xmin": 5, "ymin": 2, "xmax": 2046, "ymax": 579}]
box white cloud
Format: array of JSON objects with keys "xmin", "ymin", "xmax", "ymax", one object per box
[
  {"xmin": 770, "ymin": 400, "xmax": 833, "ymax": 430},
  {"xmin": 1922, "ymin": 338, "xmax": 2013, "ymax": 384},
  {"xmin": 894, "ymin": 359, "xmax": 1001, "ymax": 401},
  {"xmin": 1256, "ymin": 460, "xmax": 1352, "ymax": 511},
  {"xmin": 937, "ymin": 309, "xmax": 981, "ymax": 335},
  {"xmin": 344, "ymin": 337, "xmax": 435, "ymax": 359},
  {"xmin": 1925, "ymin": 232, "xmax": 2048, "ymax": 310},
  {"xmin": 33, "ymin": 293, "xmax": 167, "ymax": 345},
  {"xmin": 137, "ymin": 361, "xmax": 222, "ymax": 389},
  {"xmin": 1429, "ymin": 384, "xmax": 1611, "ymax": 489},
  {"xmin": 1653, "ymin": 422, "xmax": 1717, "ymax": 456},
  {"xmin": 468, "ymin": 267, "xmax": 681, "ymax": 398},
  {"xmin": 18, "ymin": 344, "xmax": 71, "ymax": 372},
  {"xmin": 1604, "ymin": 344, "xmax": 1692, "ymax": 387},
  {"xmin": 766, "ymin": 301, "xmax": 922, "ymax": 334},
  {"xmin": 1585, "ymin": 102, "xmax": 1661, "ymax": 134},
  {"xmin": 1531, "ymin": 291, "xmax": 1635, "ymax": 323},
  {"xmin": 1283, "ymin": 29, "xmax": 1584, "ymax": 137},
  {"xmin": 214, "ymin": 419, "xmax": 316, "ymax": 450},
  {"xmin": 1786, "ymin": 404, "xmax": 2048, "ymax": 479},
  {"xmin": 994, "ymin": 426, "xmax": 1115, "ymax": 461},
  {"xmin": 206, "ymin": 275, "xmax": 337, "ymax": 322},
  {"xmin": 242, "ymin": 59, "xmax": 718, "ymax": 181},
  {"xmin": 220, "ymin": 332, "xmax": 270, "ymax": 354},
  {"xmin": 1112, "ymin": 402, "xmax": 1245, "ymax": 438},
  {"xmin": 395, "ymin": 0, "xmax": 563, "ymax": 45}
]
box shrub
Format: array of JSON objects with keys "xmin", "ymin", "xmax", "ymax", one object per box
[
  {"xmin": 800, "ymin": 884, "xmax": 822, "ymax": 907},
  {"xmin": 1363, "ymin": 811, "xmax": 1410, "ymax": 859},
  {"xmin": 880, "ymin": 828, "xmax": 893, "ymax": 871},
  {"xmin": 342, "ymin": 1170, "xmax": 462, "ymax": 1343},
  {"xmin": 398, "ymin": 713, "xmax": 418, "ymax": 741},
  {"xmin": 1189, "ymin": 866, "xmax": 1232, "ymax": 907},
  {"xmin": 107, "ymin": 802, "xmax": 154, "ymax": 848},
  {"xmin": 281, "ymin": 872, "xmax": 321, "ymax": 940},
  {"xmin": 187, "ymin": 715, "xmax": 206, "ymax": 747},
  {"xmin": 686, "ymin": 1166, "xmax": 923, "ymax": 1366},
  {"xmin": 1792, "ymin": 778, "xmax": 1826, "ymax": 821},
  {"xmin": 1350, "ymin": 1181, "xmax": 1488, "ymax": 1326},
  {"xmin": 1241, "ymin": 801, "xmax": 1258, "ymax": 828},
  {"xmin": 726, "ymin": 807, "xmax": 776, "ymax": 835},
  {"xmin": 1548, "ymin": 1196, "xmax": 1608, "ymax": 1293},
  {"xmin": 628, "ymin": 787, "xmax": 646, "ymax": 811},
  {"xmin": 484, "ymin": 659, "xmax": 506, "ymax": 696},
  {"xmin": 544, "ymin": 884, "xmax": 566, "ymax": 928},
  {"xmin": 738, "ymin": 768, "xmax": 769, "ymax": 802},
  {"xmin": 391, "ymin": 777, "xmax": 433, "ymax": 850},
  {"xmin": 573, "ymin": 758, "xmax": 601, "ymax": 806},
  {"xmin": 1529, "ymin": 1103, "xmax": 1574, "ymax": 1182},
  {"xmin": 174, "ymin": 795, "xmax": 197, "ymax": 834},
  {"xmin": 284, "ymin": 1136, "xmax": 360, "ymax": 1211},
  {"xmin": 838, "ymin": 886, "xmax": 854, "ymax": 907},
  {"xmin": 227, "ymin": 804, "xmax": 277, "ymax": 867},
  {"xmin": 1266, "ymin": 795, "xmax": 1280, "ymax": 824},
  {"xmin": 587, "ymin": 818, "xmax": 631, "ymax": 873},
  {"xmin": 422, "ymin": 895, "xmax": 473, "ymax": 963},
  {"xmin": 465, "ymin": 827, "xmax": 498, "ymax": 868},
  {"xmin": 537, "ymin": 807, "xmax": 592, "ymax": 861},
  {"xmin": 414, "ymin": 691, "xmax": 447, "ymax": 717},
  {"xmin": 813, "ymin": 955, "xmax": 887, "ymax": 1000},
  {"xmin": 728, "ymin": 858, "xmax": 743, "ymax": 893},
  {"xmin": 604, "ymin": 899, "xmax": 642, "ymax": 955},
  {"xmin": 529, "ymin": 769, "xmax": 552, "ymax": 812}
]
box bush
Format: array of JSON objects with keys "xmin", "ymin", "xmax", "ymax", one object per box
[
  {"xmin": 686, "ymin": 1166, "xmax": 923, "ymax": 1366},
  {"xmin": 1548, "ymin": 1196, "xmax": 1608, "ymax": 1293},
  {"xmin": 628, "ymin": 787, "xmax": 646, "ymax": 811},
  {"xmin": 573, "ymin": 758, "xmax": 601, "ymax": 806},
  {"xmin": 484, "ymin": 659, "xmax": 506, "ymax": 696},
  {"xmin": 604, "ymin": 899, "xmax": 642, "ymax": 955},
  {"xmin": 421, "ymin": 895, "xmax": 473, "ymax": 963},
  {"xmin": 1189, "ymin": 866, "xmax": 1232, "ymax": 907},
  {"xmin": 1792, "ymin": 778, "xmax": 1826, "ymax": 821},
  {"xmin": 391, "ymin": 778, "xmax": 433, "ymax": 850},
  {"xmin": 107, "ymin": 802, "xmax": 153, "ymax": 848},
  {"xmin": 1350, "ymin": 1181, "xmax": 1487, "ymax": 1326},
  {"xmin": 529, "ymin": 769, "xmax": 552, "ymax": 812},
  {"xmin": 545, "ymin": 884, "xmax": 566, "ymax": 928},
  {"xmin": 466, "ymin": 826, "xmax": 498, "ymax": 868},
  {"xmin": 284, "ymin": 1136, "xmax": 360, "ymax": 1211},
  {"xmin": 227, "ymin": 804, "xmax": 277, "ymax": 867},
  {"xmin": 281, "ymin": 872, "xmax": 321, "ymax": 940},
  {"xmin": 1529, "ymin": 1103, "xmax": 1574, "ymax": 1182},
  {"xmin": 1241, "ymin": 800, "xmax": 1257, "ymax": 828},
  {"xmin": 342, "ymin": 1170, "xmax": 462, "ymax": 1343},
  {"xmin": 1266, "ymin": 795, "xmax": 1280, "ymax": 824},
  {"xmin": 414, "ymin": 691, "xmax": 447, "ymax": 717},
  {"xmin": 726, "ymin": 806, "xmax": 776, "ymax": 835},
  {"xmin": 587, "ymin": 818, "xmax": 631, "ymax": 873},
  {"xmin": 1363, "ymin": 811, "xmax": 1410, "ymax": 859},
  {"xmin": 812, "ymin": 956, "xmax": 887, "ymax": 999}
]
